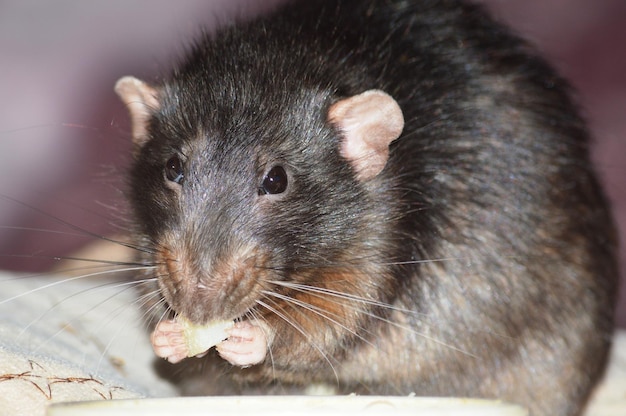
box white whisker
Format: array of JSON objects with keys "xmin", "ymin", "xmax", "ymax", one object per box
[
  {"xmin": 17, "ymin": 275, "xmax": 155, "ymax": 339},
  {"xmin": 0, "ymin": 266, "xmax": 157, "ymax": 306},
  {"xmin": 255, "ymin": 297, "xmax": 340, "ymax": 384},
  {"xmin": 245, "ymin": 309, "xmax": 277, "ymax": 380},
  {"xmin": 93, "ymin": 283, "xmax": 164, "ymax": 373},
  {"xmin": 25, "ymin": 278, "xmax": 154, "ymax": 351},
  {"xmin": 267, "ymin": 280, "xmax": 478, "ymax": 359},
  {"xmin": 268, "ymin": 280, "xmax": 421, "ymax": 317},
  {"xmin": 261, "ymin": 290, "xmax": 376, "ymax": 349}
]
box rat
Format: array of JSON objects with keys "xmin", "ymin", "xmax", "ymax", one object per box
[{"xmin": 114, "ymin": 0, "xmax": 618, "ymax": 414}]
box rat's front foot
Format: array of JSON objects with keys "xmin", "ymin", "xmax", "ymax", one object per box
[
  {"xmin": 150, "ymin": 319, "xmax": 188, "ymax": 364},
  {"xmin": 216, "ymin": 320, "xmax": 268, "ymax": 367}
]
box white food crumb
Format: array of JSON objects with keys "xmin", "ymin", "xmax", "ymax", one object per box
[{"xmin": 177, "ymin": 317, "xmax": 234, "ymax": 357}]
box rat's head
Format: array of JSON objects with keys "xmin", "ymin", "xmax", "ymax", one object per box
[{"xmin": 115, "ymin": 38, "xmax": 404, "ymax": 326}]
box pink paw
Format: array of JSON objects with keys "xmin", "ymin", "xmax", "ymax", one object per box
[
  {"xmin": 150, "ymin": 320, "xmax": 188, "ymax": 364},
  {"xmin": 216, "ymin": 321, "xmax": 268, "ymax": 367}
]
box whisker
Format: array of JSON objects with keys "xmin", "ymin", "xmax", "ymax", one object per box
[
  {"xmin": 255, "ymin": 297, "xmax": 340, "ymax": 384},
  {"xmin": 261, "ymin": 290, "xmax": 377, "ymax": 349},
  {"xmin": 0, "ymin": 264, "xmax": 126, "ymax": 282},
  {"xmin": 244, "ymin": 309, "xmax": 277, "ymax": 380},
  {"xmin": 269, "ymin": 281, "xmax": 478, "ymax": 359},
  {"xmin": 0, "ymin": 225, "xmax": 91, "ymax": 238},
  {"xmin": 93, "ymin": 283, "xmax": 164, "ymax": 373},
  {"xmin": 255, "ymin": 253, "xmax": 481, "ymax": 275},
  {"xmin": 0, "ymin": 194, "xmax": 152, "ymax": 254},
  {"xmin": 149, "ymin": 295, "xmax": 175, "ymax": 326},
  {"xmin": 0, "ymin": 253, "xmax": 156, "ymax": 270},
  {"xmin": 0, "ymin": 266, "xmax": 155, "ymax": 306},
  {"xmin": 268, "ymin": 280, "xmax": 421, "ymax": 317},
  {"xmin": 127, "ymin": 274, "xmax": 173, "ymax": 328},
  {"xmin": 26, "ymin": 279, "xmax": 151, "ymax": 357},
  {"xmin": 17, "ymin": 275, "xmax": 156, "ymax": 339}
]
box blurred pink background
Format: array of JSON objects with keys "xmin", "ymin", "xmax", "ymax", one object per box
[{"xmin": 1, "ymin": 0, "xmax": 625, "ymax": 326}]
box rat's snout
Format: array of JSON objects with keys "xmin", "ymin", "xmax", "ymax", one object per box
[{"xmin": 155, "ymin": 231, "xmax": 266, "ymax": 324}]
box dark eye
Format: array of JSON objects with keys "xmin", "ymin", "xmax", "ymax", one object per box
[
  {"xmin": 259, "ymin": 166, "xmax": 288, "ymax": 195},
  {"xmin": 165, "ymin": 155, "xmax": 184, "ymax": 184}
]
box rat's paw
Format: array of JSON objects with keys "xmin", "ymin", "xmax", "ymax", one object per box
[
  {"xmin": 150, "ymin": 320, "xmax": 189, "ymax": 364},
  {"xmin": 216, "ymin": 321, "xmax": 268, "ymax": 367}
]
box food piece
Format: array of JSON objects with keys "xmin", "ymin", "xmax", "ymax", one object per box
[{"xmin": 177, "ymin": 316, "xmax": 234, "ymax": 357}]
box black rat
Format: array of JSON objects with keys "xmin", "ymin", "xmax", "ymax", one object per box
[{"xmin": 114, "ymin": 0, "xmax": 618, "ymax": 414}]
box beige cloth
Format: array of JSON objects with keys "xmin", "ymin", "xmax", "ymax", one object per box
[{"xmin": 0, "ymin": 273, "xmax": 176, "ymax": 416}]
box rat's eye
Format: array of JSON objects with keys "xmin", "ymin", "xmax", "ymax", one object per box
[
  {"xmin": 165, "ymin": 155, "xmax": 185, "ymax": 184},
  {"xmin": 259, "ymin": 166, "xmax": 288, "ymax": 195}
]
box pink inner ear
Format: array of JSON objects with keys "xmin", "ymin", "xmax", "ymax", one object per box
[
  {"xmin": 328, "ymin": 90, "xmax": 404, "ymax": 182},
  {"xmin": 114, "ymin": 76, "xmax": 160, "ymax": 147}
]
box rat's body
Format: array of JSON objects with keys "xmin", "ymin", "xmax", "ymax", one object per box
[{"xmin": 115, "ymin": 0, "xmax": 618, "ymax": 415}]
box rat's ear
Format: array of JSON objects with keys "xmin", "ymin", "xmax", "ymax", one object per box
[
  {"xmin": 328, "ymin": 89, "xmax": 404, "ymax": 182},
  {"xmin": 114, "ymin": 76, "xmax": 160, "ymax": 147}
]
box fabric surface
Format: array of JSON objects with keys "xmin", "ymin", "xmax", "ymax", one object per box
[{"xmin": 0, "ymin": 272, "xmax": 176, "ymax": 416}]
